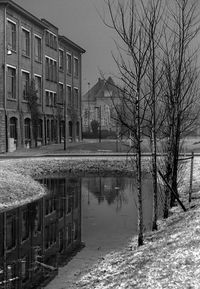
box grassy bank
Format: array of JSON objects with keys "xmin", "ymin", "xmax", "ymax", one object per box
[{"xmin": 1, "ymin": 156, "xmax": 200, "ymax": 288}]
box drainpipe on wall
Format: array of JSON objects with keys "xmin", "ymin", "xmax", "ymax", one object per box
[
  {"xmin": 4, "ymin": 5, "xmax": 8, "ymax": 152},
  {"xmin": 3, "ymin": 212, "xmax": 7, "ymax": 289}
]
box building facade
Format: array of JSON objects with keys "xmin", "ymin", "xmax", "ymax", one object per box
[
  {"xmin": 0, "ymin": 0, "xmax": 85, "ymax": 153},
  {"xmin": 82, "ymin": 77, "xmax": 120, "ymax": 136}
]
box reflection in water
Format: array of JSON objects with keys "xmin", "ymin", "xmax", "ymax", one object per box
[
  {"xmin": 81, "ymin": 176, "xmax": 163, "ymax": 251},
  {"xmin": 0, "ymin": 175, "xmax": 163, "ymax": 289},
  {"xmin": 85, "ymin": 177, "xmax": 127, "ymax": 208}
]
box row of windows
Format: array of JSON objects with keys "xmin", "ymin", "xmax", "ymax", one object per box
[
  {"xmin": 10, "ymin": 117, "xmax": 43, "ymax": 140},
  {"xmin": 7, "ymin": 66, "xmax": 42, "ymax": 102},
  {"xmin": 58, "ymin": 222, "xmax": 78, "ymax": 252},
  {"xmin": 7, "ymin": 66, "xmax": 79, "ymax": 107},
  {"xmin": 6, "ymin": 210, "xmax": 79, "ymax": 252},
  {"xmin": 45, "ymin": 57, "xmax": 57, "ymax": 82},
  {"xmin": 6, "ymin": 205, "xmax": 41, "ymax": 250},
  {"xmin": 59, "ymin": 50, "xmax": 79, "ymax": 77},
  {"xmin": 7, "ymin": 19, "xmax": 79, "ymax": 77},
  {"xmin": 7, "ymin": 19, "xmax": 42, "ymax": 62},
  {"xmin": 45, "ymin": 90, "xmax": 57, "ymax": 107},
  {"xmin": 45, "ymin": 30, "xmax": 57, "ymax": 50},
  {"xmin": 9, "ymin": 118, "xmax": 80, "ymax": 143}
]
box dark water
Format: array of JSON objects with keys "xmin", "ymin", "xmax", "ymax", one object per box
[
  {"xmin": 81, "ymin": 176, "xmax": 163, "ymax": 250},
  {"xmin": 40, "ymin": 175, "xmax": 163, "ymax": 252}
]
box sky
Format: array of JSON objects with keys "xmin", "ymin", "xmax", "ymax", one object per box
[{"xmin": 14, "ymin": 0, "xmax": 117, "ymax": 94}]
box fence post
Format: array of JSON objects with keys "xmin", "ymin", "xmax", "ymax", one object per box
[{"xmin": 189, "ymin": 152, "xmax": 194, "ymax": 203}]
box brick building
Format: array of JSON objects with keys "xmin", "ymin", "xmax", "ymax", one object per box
[{"xmin": 0, "ymin": 0, "xmax": 85, "ymax": 153}]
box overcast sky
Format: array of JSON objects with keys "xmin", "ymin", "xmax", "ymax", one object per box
[{"xmin": 15, "ymin": 0, "xmax": 117, "ymax": 93}]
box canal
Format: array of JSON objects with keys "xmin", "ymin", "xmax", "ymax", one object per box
[{"xmin": 44, "ymin": 174, "xmax": 163, "ymax": 289}]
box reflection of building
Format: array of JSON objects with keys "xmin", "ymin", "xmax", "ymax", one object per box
[
  {"xmin": 0, "ymin": 177, "xmax": 82, "ymax": 288},
  {"xmin": 82, "ymin": 77, "xmax": 120, "ymax": 134},
  {"xmin": 0, "ymin": 0, "xmax": 85, "ymax": 153}
]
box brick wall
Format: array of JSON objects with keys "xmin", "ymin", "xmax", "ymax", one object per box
[{"xmin": 0, "ymin": 110, "xmax": 6, "ymax": 152}]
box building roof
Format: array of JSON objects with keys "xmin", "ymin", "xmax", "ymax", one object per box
[
  {"xmin": 0, "ymin": 0, "xmax": 86, "ymax": 54},
  {"xmin": 82, "ymin": 77, "xmax": 117, "ymax": 102},
  {"xmin": 0, "ymin": 0, "xmax": 48, "ymax": 29},
  {"xmin": 59, "ymin": 35, "xmax": 86, "ymax": 54},
  {"xmin": 41, "ymin": 18, "xmax": 59, "ymax": 31}
]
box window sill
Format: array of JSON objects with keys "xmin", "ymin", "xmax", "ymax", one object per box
[
  {"xmin": 22, "ymin": 100, "xmax": 28, "ymax": 103},
  {"xmin": 6, "ymin": 245, "xmax": 17, "ymax": 253},
  {"xmin": 35, "ymin": 59, "xmax": 42, "ymax": 64},
  {"xmin": 21, "ymin": 237, "xmax": 29, "ymax": 244},
  {"xmin": 22, "ymin": 54, "xmax": 30, "ymax": 59},
  {"xmin": 7, "ymin": 97, "xmax": 17, "ymax": 102}
]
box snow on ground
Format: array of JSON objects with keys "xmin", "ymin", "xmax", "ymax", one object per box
[
  {"xmin": 1, "ymin": 156, "xmax": 200, "ymax": 288},
  {"xmin": 46, "ymin": 157, "xmax": 200, "ymax": 289}
]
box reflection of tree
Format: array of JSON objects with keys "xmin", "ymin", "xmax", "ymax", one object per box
[{"xmin": 87, "ymin": 177, "xmax": 128, "ymax": 208}]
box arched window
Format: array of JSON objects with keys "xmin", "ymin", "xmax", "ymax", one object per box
[
  {"xmin": 37, "ymin": 119, "xmax": 43, "ymax": 139},
  {"xmin": 47, "ymin": 119, "xmax": 50, "ymax": 139},
  {"xmin": 10, "ymin": 117, "xmax": 17, "ymax": 140},
  {"xmin": 69, "ymin": 121, "xmax": 72, "ymax": 141},
  {"xmin": 24, "ymin": 118, "xmax": 31, "ymax": 140},
  {"xmin": 76, "ymin": 122, "xmax": 79, "ymax": 138}
]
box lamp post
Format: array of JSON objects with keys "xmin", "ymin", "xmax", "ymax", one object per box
[
  {"xmin": 88, "ymin": 82, "xmax": 90, "ymax": 132},
  {"xmin": 95, "ymin": 106, "xmax": 101, "ymax": 143}
]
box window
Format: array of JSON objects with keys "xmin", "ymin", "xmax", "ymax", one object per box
[
  {"xmin": 34, "ymin": 35, "xmax": 42, "ymax": 62},
  {"xmin": 59, "ymin": 83, "xmax": 64, "ymax": 104},
  {"xmin": 37, "ymin": 119, "xmax": 43, "ymax": 140},
  {"xmin": 59, "ymin": 49, "xmax": 64, "ymax": 70},
  {"xmin": 67, "ymin": 85, "xmax": 72, "ymax": 106},
  {"xmin": 22, "ymin": 28, "xmax": 30, "ymax": 57},
  {"xmin": 10, "ymin": 117, "xmax": 17, "ymax": 140},
  {"xmin": 6, "ymin": 214, "xmax": 16, "ymax": 250},
  {"xmin": 73, "ymin": 221, "xmax": 78, "ymax": 241},
  {"xmin": 66, "ymin": 224, "xmax": 72, "ymax": 246},
  {"xmin": 76, "ymin": 122, "xmax": 79, "ymax": 139},
  {"xmin": 22, "ymin": 71, "xmax": 30, "ymax": 100},
  {"xmin": 45, "ymin": 222, "xmax": 57, "ymax": 249},
  {"xmin": 74, "ymin": 57, "xmax": 79, "ymax": 77},
  {"xmin": 66, "ymin": 193, "xmax": 72, "ymax": 214},
  {"xmin": 45, "ymin": 195, "xmax": 56, "ymax": 215},
  {"xmin": 21, "ymin": 209, "xmax": 29, "ymax": 242},
  {"xmin": 59, "ymin": 229, "xmax": 64, "ymax": 253},
  {"xmin": 59, "ymin": 195, "xmax": 64, "ymax": 219},
  {"xmin": 45, "ymin": 57, "xmax": 57, "ymax": 82},
  {"xmin": 7, "ymin": 66, "xmax": 16, "ymax": 99},
  {"xmin": 45, "ymin": 90, "xmax": 57, "ymax": 107},
  {"xmin": 74, "ymin": 88, "xmax": 79, "ymax": 108},
  {"xmin": 74, "ymin": 185, "xmax": 79, "ymax": 208},
  {"xmin": 21, "ymin": 256, "xmax": 29, "ymax": 283},
  {"xmin": 24, "ymin": 118, "xmax": 31, "ymax": 139},
  {"xmin": 33, "ymin": 202, "xmax": 41, "ymax": 235},
  {"xmin": 67, "ymin": 53, "xmax": 72, "ymax": 74},
  {"xmin": 35, "ymin": 75, "xmax": 42, "ymax": 103},
  {"xmin": 45, "ymin": 31, "xmax": 57, "ymax": 50},
  {"xmin": 7, "ymin": 19, "xmax": 16, "ymax": 51}
]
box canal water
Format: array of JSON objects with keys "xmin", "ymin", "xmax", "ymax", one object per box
[{"xmin": 45, "ymin": 174, "xmax": 163, "ymax": 289}]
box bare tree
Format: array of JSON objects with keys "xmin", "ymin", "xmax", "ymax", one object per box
[
  {"xmin": 27, "ymin": 79, "xmax": 41, "ymax": 147},
  {"xmin": 103, "ymin": 0, "xmax": 157, "ymax": 246},
  {"xmin": 161, "ymin": 0, "xmax": 200, "ymax": 217}
]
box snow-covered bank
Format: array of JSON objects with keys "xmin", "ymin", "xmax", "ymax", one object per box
[
  {"xmin": 72, "ymin": 158, "xmax": 200, "ymax": 289},
  {"xmin": 1, "ymin": 156, "xmax": 199, "ymax": 288}
]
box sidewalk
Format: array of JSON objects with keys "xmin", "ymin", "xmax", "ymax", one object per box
[
  {"xmin": 1, "ymin": 137, "xmax": 200, "ymax": 158},
  {"xmin": 0, "ymin": 139, "xmax": 128, "ymax": 158}
]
